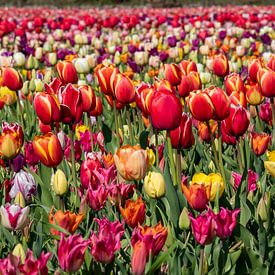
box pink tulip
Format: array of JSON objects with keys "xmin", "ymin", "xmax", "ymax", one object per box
[
  {"xmin": 0, "ymin": 204, "xmax": 29, "ymax": 230},
  {"xmin": 58, "ymin": 233, "xmax": 90, "ymax": 272},
  {"xmin": 131, "ymin": 241, "xmax": 148, "ymax": 275},
  {"xmin": 214, "ymin": 208, "xmax": 240, "ymax": 239},
  {"xmin": 90, "ymin": 217, "xmax": 124, "ymax": 264},
  {"xmin": 232, "ymin": 170, "xmax": 258, "ymax": 192},
  {"xmin": 189, "ymin": 208, "xmax": 216, "ymax": 245},
  {"xmin": 108, "ymin": 182, "xmax": 135, "ymax": 205},
  {"xmin": 86, "ymin": 185, "xmax": 108, "ymax": 211}
]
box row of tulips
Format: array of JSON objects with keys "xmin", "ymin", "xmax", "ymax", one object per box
[{"xmin": 0, "ymin": 5, "xmax": 274, "ymax": 275}]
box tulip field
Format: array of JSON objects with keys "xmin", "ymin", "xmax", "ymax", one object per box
[{"xmin": 0, "ymin": 4, "xmax": 275, "ymax": 275}]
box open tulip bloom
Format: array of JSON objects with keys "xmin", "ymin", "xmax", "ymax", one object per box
[{"xmin": 0, "ymin": 4, "xmax": 274, "ymax": 275}]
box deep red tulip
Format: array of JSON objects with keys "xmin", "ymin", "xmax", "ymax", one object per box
[
  {"xmin": 135, "ymin": 84, "xmax": 155, "ymax": 117},
  {"xmin": 164, "ymin": 63, "xmax": 182, "ymax": 86},
  {"xmin": 90, "ymin": 96, "xmax": 103, "ymax": 117},
  {"xmin": 79, "ymin": 85, "xmax": 96, "ymax": 112},
  {"xmin": 56, "ymin": 61, "xmax": 78, "ymax": 84},
  {"xmin": 248, "ymin": 58, "xmax": 262, "ymax": 82}
]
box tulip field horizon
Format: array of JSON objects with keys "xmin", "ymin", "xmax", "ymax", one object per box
[{"xmin": 0, "ymin": 4, "xmax": 274, "ymax": 275}]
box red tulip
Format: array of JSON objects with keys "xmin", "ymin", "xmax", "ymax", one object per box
[
  {"xmin": 179, "ymin": 60, "xmax": 197, "ymax": 75},
  {"xmin": 212, "ymin": 54, "xmax": 229, "ymax": 77},
  {"xmin": 223, "ymin": 104, "xmax": 250, "ymax": 137},
  {"xmin": 0, "ymin": 67, "xmax": 23, "ymax": 91},
  {"xmin": 150, "ymin": 90, "xmax": 182, "ymax": 130},
  {"xmin": 34, "ymin": 90, "xmax": 61, "ymax": 125},
  {"xmin": 113, "ymin": 73, "xmax": 135, "ymax": 104},
  {"xmin": 170, "ymin": 113, "xmax": 194, "ymax": 149},
  {"xmin": 135, "ymin": 83, "xmax": 155, "ymax": 117},
  {"xmin": 131, "ymin": 241, "xmax": 148, "ymax": 275},
  {"xmin": 188, "ymin": 71, "xmax": 202, "ymax": 91},
  {"xmin": 267, "ymin": 55, "xmax": 275, "ymax": 72},
  {"xmin": 154, "ymin": 79, "xmax": 174, "ymax": 94},
  {"xmin": 164, "ymin": 63, "xmax": 182, "ymax": 86},
  {"xmin": 56, "ymin": 61, "xmax": 78, "ymax": 84},
  {"xmin": 90, "ymin": 96, "xmax": 103, "ymax": 117},
  {"xmin": 248, "ymin": 58, "xmax": 262, "ymax": 82},
  {"xmin": 245, "ymin": 82, "xmax": 264, "ymax": 106},
  {"xmin": 188, "ymin": 91, "xmax": 214, "ymax": 121},
  {"xmin": 224, "ymin": 73, "xmax": 245, "ymax": 95},
  {"xmin": 178, "ymin": 74, "xmax": 192, "ymax": 98},
  {"xmin": 95, "ymin": 64, "xmax": 119, "ymax": 96},
  {"xmin": 79, "ymin": 85, "xmax": 96, "ymax": 112},
  {"xmin": 259, "ymin": 69, "xmax": 275, "ymax": 98},
  {"xmin": 60, "ymin": 84, "xmax": 83, "ymax": 124}
]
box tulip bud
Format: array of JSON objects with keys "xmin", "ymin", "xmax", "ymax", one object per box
[
  {"xmin": 144, "ymin": 171, "xmax": 166, "ymax": 198},
  {"xmin": 35, "ymin": 79, "xmax": 44, "ymax": 92},
  {"xmin": 257, "ymin": 192, "xmax": 270, "ymax": 222},
  {"xmin": 14, "ymin": 192, "xmax": 25, "ymax": 207},
  {"xmin": 12, "ymin": 244, "xmax": 26, "ymax": 263},
  {"xmin": 13, "ymin": 52, "xmax": 26, "ymax": 67},
  {"xmin": 22, "ymin": 81, "xmax": 29, "ymax": 96},
  {"xmin": 179, "ymin": 207, "xmax": 190, "ymax": 230},
  {"xmin": 26, "ymin": 55, "xmax": 35, "ymax": 70},
  {"xmin": 52, "ymin": 169, "xmax": 68, "ymax": 196},
  {"xmin": 29, "ymin": 78, "xmax": 36, "ymax": 92}
]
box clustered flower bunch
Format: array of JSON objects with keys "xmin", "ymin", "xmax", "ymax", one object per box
[{"xmin": 0, "ymin": 5, "xmax": 274, "ymax": 275}]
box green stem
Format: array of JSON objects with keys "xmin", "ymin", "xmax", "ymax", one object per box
[
  {"xmin": 271, "ymin": 98, "xmax": 275, "ymax": 150},
  {"xmin": 17, "ymin": 94, "xmax": 25, "ymax": 132},
  {"xmin": 87, "ymin": 113, "xmax": 94, "ymax": 152},
  {"xmin": 113, "ymin": 101, "xmax": 120, "ymax": 148},
  {"xmin": 255, "ymin": 105, "xmax": 263, "ymax": 132},
  {"xmin": 176, "ymin": 149, "xmax": 182, "ymax": 184},
  {"xmin": 217, "ymin": 121, "xmax": 226, "ymax": 185},
  {"xmin": 69, "ymin": 127, "xmax": 77, "ymax": 187},
  {"xmin": 126, "ymin": 108, "xmax": 134, "ymax": 145},
  {"xmin": 199, "ymin": 246, "xmax": 205, "ymax": 275},
  {"xmin": 167, "ymin": 131, "xmax": 178, "ymax": 186},
  {"xmin": 237, "ymin": 138, "xmax": 245, "ymax": 172},
  {"xmin": 154, "ymin": 129, "xmax": 159, "ymax": 167},
  {"xmin": 206, "ymin": 121, "xmax": 219, "ymax": 171}
]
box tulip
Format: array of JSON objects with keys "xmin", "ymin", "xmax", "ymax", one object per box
[
  {"xmin": 198, "ymin": 121, "xmax": 217, "ymax": 143},
  {"xmin": 257, "ymin": 192, "xmax": 270, "ymax": 222},
  {"xmin": 0, "ymin": 86, "xmax": 17, "ymax": 106},
  {"xmin": 12, "ymin": 244, "xmax": 26, "ymax": 263},
  {"xmin": 0, "ymin": 203, "xmax": 29, "ymax": 230},
  {"xmin": 170, "ymin": 113, "xmax": 194, "ymax": 149},
  {"xmin": 131, "ymin": 222, "xmax": 168, "ymax": 256},
  {"xmin": 113, "ymin": 73, "xmax": 135, "ymax": 104},
  {"xmin": 49, "ymin": 208, "xmax": 84, "ymax": 236},
  {"xmin": 86, "ymin": 185, "xmax": 109, "ymax": 211},
  {"xmin": 0, "ymin": 122, "xmax": 24, "ymax": 159},
  {"xmin": 33, "ymin": 132, "xmax": 63, "ymax": 167},
  {"xmin": 24, "ymin": 141, "xmax": 40, "ymax": 167},
  {"xmin": 60, "ymin": 83, "xmax": 83, "ymax": 124},
  {"xmin": 58, "ymin": 233, "xmax": 90, "ymax": 272},
  {"xmin": 74, "ymin": 58, "xmax": 90, "ymax": 74},
  {"xmin": 19, "ymin": 249, "xmax": 51, "ymax": 275},
  {"xmin": 248, "ymin": 58, "xmax": 262, "ymax": 82},
  {"xmin": 246, "ymin": 82, "xmax": 264, "ymax": 106},
  {"xmin": 108, "ymin": 182, "xmax": 135, "ymax": 205},
  {"xmin": 131, "ymin": 241, "xmax": 148, "ymax": 275},
  {"xmin": 188, "ymin": 91, "xmax": 214, "ymax": 121},
  {"xmin": 259, "ymin": 69, "xmax": 275, "ymax": 98},
  {"xmin": 164, "ymin": 63, "xmax": 182, "ymax": 86},
  {"xmin": 0, "ymin": 67, "xmax": 23, "ymax": 91},
  {"xmin": 189, "ymin": 208, "xmax": 216, "ymax": 245},
  {"xmin": 79, "ymin": 85, "xmax": 96, "ymax": 112},
  {"xmin": 181, "ymin": 181, "xmax": 209, "ymax": 211},
  {"xmin": 223, "ymin": 104, "xmax": 250, "ymax": 137},
  {"xmin": 264, "ymin": 150, "xmax": 275, "ymax": 177},
  {"xmin": 150, "ymin": 90, "xmax": 182, "ymax": 130},
  {"xmin": 119, "ymin": 197, "xmax": 146, "ymax": 228},
  {"xmin": 178, "ymin": 74, "xmax": 192, "ymax": 98},
  {"xmin": 259, "ymin": 101, "xmax": 272, "ymax": 124},
  {"xmin": 179, "ymin": 60, "xmax": 197, "ymax": 75},
  {"xmin": 14, "ymin": 192, "xmax": 25, "ymax": 207},
  {"xmin": 56, "ymin": 61, "xmax": 78, "ymax": 84},
  {"xmin": 95, "ymin": 64, "xmax": 119, "ymax": 96},
  {"xmin": 135, "ymin": 83, "xmax": 155, "ymax": 117},
  {"xmin": 52, "ymin": 169, "xmax": 68, "ymax": 196},
  {"xmin": 90, "ymin": 96, "xmax": 103, "ymax": 116},
  {"xmin": 224, "ymin": 73, "xmax": 245, "ymax": 95},
  {"xmin": 206, "ymin": 86, "xmax": 231, "ymax": 120},
  {"xmin": 9, "ymin": 170, "xmax": 37, "ymax": 202},
  {"xmin": 212, "ymin": 54, "xmax": 229, "ymax": 77},
  {"xmin": 214, "ymin": 208, "xmax": 240, "ymax": 239},
  {"xmin": 13, "ymin": 52, "xmax": 26, "ymax": 67},
  {"xmin": 179, "ymin": 207, "xmax": 190, "ymax": 230},
  {"xmin": 251, "ymin": 132, "xmax": 270, "ymax": 156},
  {"xmin": 154, "ymin": 79, "xmax": 174, "ymax": 94},
  {"xmin": 144, "ymin": 171, "xmax": 166, "ymax": 198},
  {"xmin": 267, "ymin": 55, "xmax": 275, "ymax": 71},
  {"xmin": 33, "ymin": 88, "xmax": 61, "ymax": 125},
  {"xmin": 114, "ymin": 145, "xmax": 148, "ymax": 181},
  {"xmin": 90, "ymin": 217, "xmax": 124, "ymax": 264}
]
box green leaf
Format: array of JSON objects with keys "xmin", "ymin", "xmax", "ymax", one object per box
[{"xmin": 139, "ymin": 130, "xmax": 149, "ymax": 149}]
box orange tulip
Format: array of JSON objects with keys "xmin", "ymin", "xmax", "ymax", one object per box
[
  {"xmin": 246, "ymin": 82, "xmax": 264, "ymax": 106},
  {"xmin": 114, "ymin": 145, "xmax": 148, "ymax": 181},
  {"xmin": 251, "ymin": 132, "xmax": 271, "ymax": 156},
  {"xmin": 33, "ymin": 132, "xmax": 63, "ymax": 167},
  {"xmin": 56, "ymin": 61, "xmax": 78, "ymax": 84},
  {"xmin": 49, "ymin": 208, "xmax": 84, "ymax": 236},
  {"xmin": 119, "ymin": 197, "xmax": 146, "ymax": 228},
  {"xmin": 224, "ymin": 73, "xmax": 245, "ymax": 96}
]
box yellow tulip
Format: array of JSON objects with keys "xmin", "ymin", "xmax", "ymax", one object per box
[
  {"xmin": 264, "ymin": 151, "xmax": 275, "ymax": 177},
  {"xmin": 52, "ymin": 169, "xmax": 68, "ymax": 196},
  {"xmin": 144, "ymin": 171, "xmax": 166, "ymax": 198},
  {"xmin": 12, "ymin": 244, "xmax": 26, "ymax": 263}
]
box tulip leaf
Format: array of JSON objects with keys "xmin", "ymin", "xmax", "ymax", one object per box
[
  {"xmin": 240, "ymin": 197, "xmax": 251, "ymax": 227},
  {"xmin": 139, "ymin": 130, "xmax": 149, "ymax": 149}
]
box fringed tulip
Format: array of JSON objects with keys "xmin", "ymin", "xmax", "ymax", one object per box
[
  {"xmin": 90, "ymin": 217, "xmax": 124, "ymax": 264},
  {"xmin": 108, "ymin": 182, "xmax": 135, "ymax": 205},
  {"xmin": 58, "ymin": 234, "xmax": 90, "ymax": 272},
  {"xmin": 119, "ymin": 197, "xmax": 146, "ymax": 228},
  {"xmin": 86, "ymin": 185, "xmax": 109, "ymax": 211}
]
